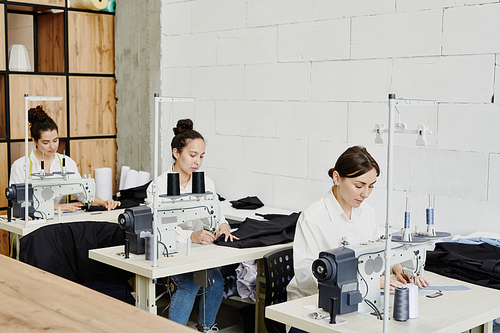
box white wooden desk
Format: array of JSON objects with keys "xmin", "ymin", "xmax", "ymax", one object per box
[
  {"xmin": 0, "ymin": 209, "xmax": 124, "ymax": 259},
  {"xmin": 89, "ymin": 241, "xmax": 292, "ymax": 314},
  {"xmin": 0, "ymin": 208, "xmax": 124, "ymax": 236},
  {"xmin": 0, "ymin": 253, "xmax": 193, "ymax": 332},
  {"xmin": 265, "ymin": 271, "xmax": 500, "ymax": 333}
]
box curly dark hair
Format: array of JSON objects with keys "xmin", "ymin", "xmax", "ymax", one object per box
[
  {"xmin": 28, "ymin": 105, "xmax": 58, "ymax": 141},
  {"xmin": 171, "ymin": 119, "xmax": 204, "ymax": 159}
]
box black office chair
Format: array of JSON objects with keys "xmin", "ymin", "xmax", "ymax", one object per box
[
  {"xmin": 19, "ymin": 221, "xmax": 134, "ymax": 305},
  {"xmin": 263, "ymin": 246, "xmax": 294, "ymax": 333}
]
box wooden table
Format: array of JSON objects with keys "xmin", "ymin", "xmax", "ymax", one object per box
[
  {"xmin": 0, "ymin": 254, "xmax": 193, "ymax": 332},
  {"xmin": 265, "ymin": 271, "xmax": 500, "ymax": 333}
]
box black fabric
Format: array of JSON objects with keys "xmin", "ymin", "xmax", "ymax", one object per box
[
  {"xmin": 425, "ymin": 242, "xmax": 500, "ymax": 290},
  {"xmin": 229, "ymin": 196, "xmax": 264, "ymax": 210},
  {"xmin": 115, "ymin": 181, "xmax": 152, "ymax": 207},
  {"xmin": 19, "ymin": 221, "xmax": 134, "ymax": 303},
  {"xmin": 215, "ymin": 212, "xmax": 300, "ymax": 248}
]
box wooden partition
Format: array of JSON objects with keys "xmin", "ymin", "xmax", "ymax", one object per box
[
  {"xmin": 69, "ymin": 76, "xmax": 116, "ymax": 136},
  {"xmin": 70, "ymin": 138, "xmax": 117, "ymax": 194},
  {"xmin": 68, "ymin": 11, "xmax": 114, "ymax": 74},
  {"xmin": 0, "ymin": 5, "xmax": 5, "ymax": 71},
  {"xmin": 9, "ymin": 74, "xmax": 66, "ymax": 139}
]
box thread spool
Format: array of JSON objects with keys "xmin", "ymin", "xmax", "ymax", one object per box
[
  {"xmin": 426, "ymin": 208, "xmax": 434, "ymax": 226},
  {"xmin": 145, "ymin": 234, "xmax": 159, "ymax": 261},
  {"xmin": 407, "ymin": 283, "xmax": 418, "ymax": 318},
  {"xmin": 167, "ymin": 172, "xmax": 181, "ymax": 196},
  {"xmin": 191, "ymin": 171, "xmax": 205, "ymax": 194},
  {"xmin": 393, "ymin": 286, "xmax": 410, "ymax": 322}
]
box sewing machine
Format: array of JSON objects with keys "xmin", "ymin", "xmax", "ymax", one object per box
[
  {"xmin": 5, "ymin": 176, "xmax": 96, "ymax": 220},
  {"xmin": 312, "ymin": 238, "xmax": 434, "ymax": 317},
  {"xmin": 118, "ymin": 192, "xmax": 221, "ymax": 255}
]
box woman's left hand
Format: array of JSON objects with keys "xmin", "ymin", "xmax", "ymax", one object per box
[
  {"xmin": 103, "ymin": 199, "xmax": 121, "ymax": 210},
  {"xmin": 215, "ymin": 223, "xmax": 239, "ymax": 242},
  {"xmin": 394, "ymin": 271, "xmax": 430, "ymax": 288}
]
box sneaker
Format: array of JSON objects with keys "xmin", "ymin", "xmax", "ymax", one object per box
[{"xmin": 196, "ymin": 323, "xmax": 219, "ymax": 333}]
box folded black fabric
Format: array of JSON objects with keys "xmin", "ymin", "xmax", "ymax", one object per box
[
  {"xmin": 215, "ymin": 212, "xmax": 300, "ymax": 248},
  {"xmin": 229, "ymin": 196, "xmax": 264, "ymax": 210},
  {"xmin": 115, "ymin": 181, "xmax": 152, "ymax": 207},
  {"xmin": 426, "ymin": 242, "xmax": 500, "ymax": 290}
]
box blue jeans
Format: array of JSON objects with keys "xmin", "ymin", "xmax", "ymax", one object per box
[
  {"xmin": 169, "ymin": 268, "xmax": 224, "ymax": 327},
  {"xmin": 289, "ymin": 328, "xmax": 308, "ymax": 333}
]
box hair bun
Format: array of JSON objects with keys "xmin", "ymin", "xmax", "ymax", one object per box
[
  {"xmin": 28, "ymin": 105, "xmax": 49, "ymax": 125},
  {"xmin": 173, "ymin": 119, "xmax": 194, "ymax": 136}
]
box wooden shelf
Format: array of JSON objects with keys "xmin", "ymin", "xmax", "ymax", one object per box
[
  {"xmin": 36, "ymin": 11, "xmax": 64, "ymax": 73},
  {"xmin": 9, "ymin": 74, "xmax": 67, "ymax": 139},
  {"xmin": 7, "ymin": 0, "xmax": 65, "ymax": 7}
]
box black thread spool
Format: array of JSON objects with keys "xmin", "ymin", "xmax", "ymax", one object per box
[
  {"xmin": 393, "ymin": 285, "xmax": 410, "ymax": 322},
  {"xmin": 167, "ymin": 172, "xmax": 181, "ymax": 196},
  {"xmin": 191, "ymin": 171, "xmax": 205, "ymax": 194}
]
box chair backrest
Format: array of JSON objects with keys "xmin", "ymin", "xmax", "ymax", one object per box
[{"xmin": 263, "ymin": 246, "xmax": 294, "ymax": 333}]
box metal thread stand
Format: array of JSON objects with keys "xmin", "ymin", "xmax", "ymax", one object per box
[
  {"xmin": 23, "ymin": 94, "xmax": 63, "ymax": 228},
  {"xmin": 380, "ymin": 94, "xmax": 436, "ymax": 333},
  {"xmin": 151, "ymin": 93, "xmax": 196, "ymax": 268}
]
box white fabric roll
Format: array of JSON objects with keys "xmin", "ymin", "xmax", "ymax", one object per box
[
  {"xmin": 95, "ymin": 167, "xmax": 113, "ymax": 201},
  {"xmin": 408, "ymin": 283, "xmax": 419, "ymax": 318},
  {"xmin": 137, "ymin": 171, "xmax": 151, "ymax": 187},
  {"xmin": 119, "ymin": 166, "xmax": 130, "ymax": 191},
  {"xmin": 123, "ymin": 169, "xmax": 139, "ymax": 190}
]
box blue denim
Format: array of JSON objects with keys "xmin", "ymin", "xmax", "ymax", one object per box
[
  {"xmin": 169, "ymin": 268, "xmax": 224, "ymax": 327},
  {"xmin": 289, "ymin": 327, "xmax": 308, "ymax": 333}
]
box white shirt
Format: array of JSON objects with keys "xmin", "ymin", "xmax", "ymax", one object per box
[
  {"xmin": 287, "ymin": 188, "xmax": 383, "ymax": 300},
  {"xmin": 146, "ymin": 164, "xmax": 228, "ymax": 241},
  {"xmin": 10, "ymin": 150, "xmax": 84, "ymax": 204}
]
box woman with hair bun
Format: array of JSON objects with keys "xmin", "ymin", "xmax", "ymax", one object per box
[
  {"xmin": 9, "ymin": 105, "xmax": 121, "ymax": 211},
  {"xmin": 287, "ymin": 146, "xmax": 429, "ymax": 330},
  {"xmin": 146, "ymin": 118, "xmax": 235, "ymax": 333}
]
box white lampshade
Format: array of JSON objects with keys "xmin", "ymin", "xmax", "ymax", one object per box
[{"xmin": 9, "ymin": 44, "xmax": 31, "ymax": 72}]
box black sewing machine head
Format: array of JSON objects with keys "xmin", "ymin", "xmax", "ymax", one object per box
[{"xmin": 118, "ymin": 206, "xmax": 153, "ymax": 254}]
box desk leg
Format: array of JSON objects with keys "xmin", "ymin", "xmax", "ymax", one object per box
[
  {"xmin": 135, "ymin": 274, "xmax": 157, "ymax": 314},
  {"xmin": 15, "ymin": 234, "xmax": 20, "ymax": 260}
]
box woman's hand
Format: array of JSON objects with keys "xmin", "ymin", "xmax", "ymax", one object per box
[
  {"xmin": 392, "ymin": 263, "xmax": 430, "ymax": 288},
  {"xmin": 55, "ymin": 202, "xmax": 83, "ymax": 211},
  {"xmin": 93, "ymin": 196, "xmax": 121, "ymax": 210},
  {"xmin": 191, "ymin": 230, "xmax": 216, "ymax": 245},
  {"xmin": 395, "ymin": 272, "xmax": 429, "ymax": 288},
  {"xmin": 215, "ymin": 223, "xmax": 239, "ymax": 242},
  {"xmin": 380, "ymin": 275, "xmax": 407, "ymax": 291},
  {"xmin": 102, "ymin": 199, "xmax": 121, "ymax": 211}
]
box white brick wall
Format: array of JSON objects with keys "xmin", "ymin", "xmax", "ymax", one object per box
[
  {"xmin": 313, "ymin": 0, "xmax": 395, "ymax": 19},
  {"xmin": 160, "ymin": 0, "xmax": 500, "ymax": 236},
  {"xmin": 351, "ymin": 10, "xmax": 442, "ymax": 59},
  {"xmin": 191, "ymin": 0, "xmax": 246, "ymax": 33},
  {"xmin": 278, "ymin": 19, "xmax": 350, "ymax": 62},
  {"xmin": 218, "ymin": 27, "xmax": 277, "ymax": 65},
  {"xmin": 311, "ymin": 59, "xmax": 392, "ymax": 102},
  {"xmin": 443, "ymin": 4, "xmax": 500, "ymax": 55}
]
